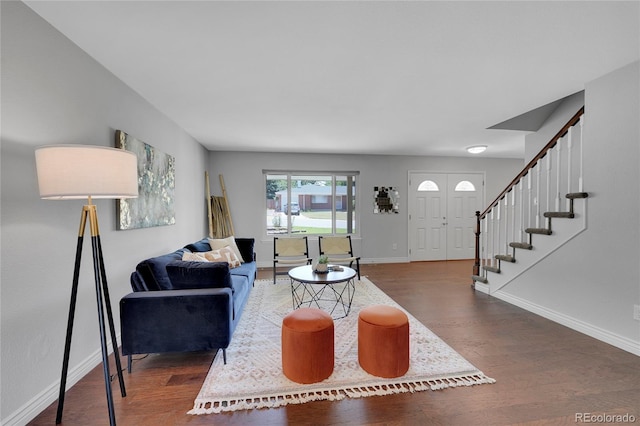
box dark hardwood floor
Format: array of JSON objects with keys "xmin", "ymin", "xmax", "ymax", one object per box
[{"xmin": 29, "ymin": 261, "xmax": 640, "ymax": 425}]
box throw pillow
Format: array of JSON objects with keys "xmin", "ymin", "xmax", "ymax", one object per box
[
  {"xmin": 182, "ymin": 251, "xmax": 209, "ymax": 262},
  {"xmin": 208, "ymin": 236, "xmax": 244, "ymax": 262},
  {"xmin": 204, "ymin": 247, "xmax": 242, "ymax": 269}
]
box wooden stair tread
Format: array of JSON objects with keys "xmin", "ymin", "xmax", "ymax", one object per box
[
  {"xmin": 483, "ymin": 265, "xmax": 500, "ymax": 273},
  {"xmin": 525, "ymin": 228, "xmax": 552, "ymax": 235},
  {"xmin": 543, "ymin": 211, "xmax": 575, "ymax": 218},
  {"xmin": 471, "ymin": 275, "xmax": 488, "ymax": 284},
  {"xmin": 510, "ymin": 242, "xmax": 533, "ymax": 250},
  {"xmin": 495, "ymin": 254, "xmax": 515, "ymax": 263},
  {"xmin": 566, "ymin": 192, "xmax": 589, "ymax": 199}
]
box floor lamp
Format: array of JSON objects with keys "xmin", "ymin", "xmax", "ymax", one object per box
[{"xmin": 35, "ymin": 145, "xmax": 138, "ymax": 426}]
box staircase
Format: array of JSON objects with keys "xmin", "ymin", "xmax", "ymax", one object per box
[{"xmin": 472, "ymin": 108, "xmax": 589, "ymax": 294}]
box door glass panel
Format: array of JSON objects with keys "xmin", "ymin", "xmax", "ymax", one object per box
[
  {"xmin": 454, "ymin": 180, "xmax": 476, "ymax": 191},
  {"xmin": 418, "ymin": 180, "xmax": 439, "ymax": 191}
]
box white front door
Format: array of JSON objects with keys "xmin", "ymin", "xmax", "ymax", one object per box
[
  {"xmin": 409, "ymin": 173, "xmax": 448, "ymax": 261},
  {"xmin": 445, "ymin": 173, "xmax": 483, "ymax": 260},
  {"xmin": 409, "ymin": 172, "xmax": 483, "ymax": 261}
]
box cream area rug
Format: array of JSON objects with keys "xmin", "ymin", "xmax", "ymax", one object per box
[{"xmin": 189, "ymin": 277, "xmax": 495, "ymax": 414}]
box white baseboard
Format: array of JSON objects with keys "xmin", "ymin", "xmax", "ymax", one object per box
[
  {"xmin": 473, "ymin": 282, "xmax": 490, "ymax": 294},
  {"xmin": 360, "ymin": 257, "xmax": 410, "ymax": 265},
  {"xmin": 2, "ymin": 336, "xmax": 121, "ymax": 426},
  {"xmin": 493, "ymin": 290, "xmax": 640, "ymax": 357}
]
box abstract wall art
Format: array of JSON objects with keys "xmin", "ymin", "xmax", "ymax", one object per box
[
  {"xmin": 115, "ymin": 130, "xmax": 175, "ymax": 229},
  {"xmin": 373, "ymin": 186, "xmax": 399, "ymax": 214}
]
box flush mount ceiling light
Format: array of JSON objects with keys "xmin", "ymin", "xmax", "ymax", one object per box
[{"xmin": 467, "ymin": 145, "xmax": 487, "ymax": 154}]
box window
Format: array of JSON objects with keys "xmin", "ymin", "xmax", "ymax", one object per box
[
  {"xmin": 417, "ymin": 180, "xmax": 439, "ymax": 191},
  {"xmin": 265, "ymin": 172, "xmax": 358, "ymax": 236},
  {"xmin": 454, "ymin": 180, "xmax": 476, "ymax": 191}
]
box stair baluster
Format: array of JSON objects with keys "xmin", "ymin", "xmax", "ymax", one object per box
[
  {"xmin": 546, "ymin": 152, "xmax": 552, "ymax": 218},
  {"xmin": 567, "ymin": 127, "xmax": 573, "ymax": 210},
  {"xmin": 578, "ymin": 116, "xmax": 584, "ymax": 192},
  {"xmin": 518, "ymin": 180, "xmax": 524, "ymax": 243},
  {"xmin": 534, "ymin": 161, "xmax": 541, "ymax": 229}
]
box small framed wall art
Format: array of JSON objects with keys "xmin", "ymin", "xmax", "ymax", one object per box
[{"xmin": 373, "ymin": 186, "xmax": 399, "ymax": 214}]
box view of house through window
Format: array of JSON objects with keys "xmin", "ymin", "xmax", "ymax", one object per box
[{"xmin": 265, "ymin": 172, "xmax": 358, "ymax": 235}]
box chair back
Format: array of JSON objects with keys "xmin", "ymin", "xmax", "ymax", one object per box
[
  {"xmin": 319, "ymin": 236, "xmax": 353, "ymax": 256},
  {"xmin": 275, "ymin": 237, "xmax": 309, "ymax": 258},
  {"xmin": 318, "ymin": 235, "xmax": 361, "ymax": 279},
  {"xmin": 273, "ymin": 236, "xmax": 312, "ymax": 283}
]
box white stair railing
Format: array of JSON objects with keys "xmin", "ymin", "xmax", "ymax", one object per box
[{"xmin": 473, "ymin": 107, "xmax": 585, "ymax": 280}]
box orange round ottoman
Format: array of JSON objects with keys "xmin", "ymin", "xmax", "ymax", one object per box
[
  {"xmin": 358, "ymin": 305, "xmax": 410, "ymax": 378},
  {"xmin": 282, "ymin": 307, "xmax": 334, "ymax": 384}
]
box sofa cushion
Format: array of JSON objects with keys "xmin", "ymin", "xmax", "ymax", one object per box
[
  {"xmin": 135, "ymin": 249, "xmax": 186, "ymax": 291},
  {"xmin": 183, "ymin": 238, "xmax": 211, "ymax": 253},
  {"xmin": 166, "ymin": 260, "xmax": 232, "ymax": 290},
  {"xmin": 230, "ymin": 274, "xmax": 250, "ymax": 320},
  {"xmin": 130, "ymin": 271, "xmax": 148, "ymax": 292},
  {"xmin": 234, "ymin": 238, "xmax": 256, "ymax": 263},
  {"xmin": 230, "ymin": 261, "xmax": 257, "ymax": 287}
]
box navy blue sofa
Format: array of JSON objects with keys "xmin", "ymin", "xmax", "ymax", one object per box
[{"xmin": 120, "ymin": 237, "xmax": 256, "ymax": 371}]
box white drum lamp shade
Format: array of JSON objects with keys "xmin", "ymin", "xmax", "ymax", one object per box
[{"xmin": 35, "ymin": 145, "xmax": 138, "ymax": 200}]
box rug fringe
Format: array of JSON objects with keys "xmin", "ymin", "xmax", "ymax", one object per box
[{"xmin": 187, "ymin": 373, "xmax": 496, "ymax": 414}]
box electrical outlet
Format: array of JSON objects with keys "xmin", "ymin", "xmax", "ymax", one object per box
[
  {"xmin": 634, "ymin": 305, "xmax": 640, "ymax": 321},
  {"xmin": 392, "ymin": 243, "xmax": 397, "ymax": 250}
]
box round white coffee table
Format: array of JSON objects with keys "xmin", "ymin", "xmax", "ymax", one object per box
[{"xmin": 288, "ymin": 265, "xmax": 357, "ymax": 319}]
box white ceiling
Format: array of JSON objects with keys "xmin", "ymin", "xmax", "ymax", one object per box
[{"xmin": 24, "ymin": 1, "xmax": 639, "ymax": 158}]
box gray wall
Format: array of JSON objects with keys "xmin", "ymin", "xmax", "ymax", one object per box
[
  {"xmin": 498, "ymin": 61, "xmax": 640, "ymax": 348},
  {"xmin": 1, "ymin": 2, "xmax": 209, "ymax": 423},
  {"xmin": 208, "ymin": 152, "xmax": 523, "ymax": 264}
]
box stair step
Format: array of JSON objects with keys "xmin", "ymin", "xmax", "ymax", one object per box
[
  {"xmin": 525, "ymin": 228, "xmax": 552, "ymax": 235},
  {"xmin": 566, "ymin": 192, "xmax": 589, "ymax": 199},
  {"xmin": 483, "ymin": 265, "xmax": 500, "ymax": 273},
  {"xmin": 544, "ymin": 211, "xmax": 575, "ymax": 218},
  {"xmin": 510, "ymin": 242, "xmax": 533, "ymax": 250},
  {"xmin": 471, "ymin": 275, "xmax": 488, "ymax": 284},
  {"xmin": 495, "ymin": 254, "xmax": 515, "ymax": 263}
]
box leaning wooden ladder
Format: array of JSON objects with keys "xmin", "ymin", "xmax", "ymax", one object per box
[{"xmin": 206, "ymin": 172, "xmax": 235, "ymax": 238}]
